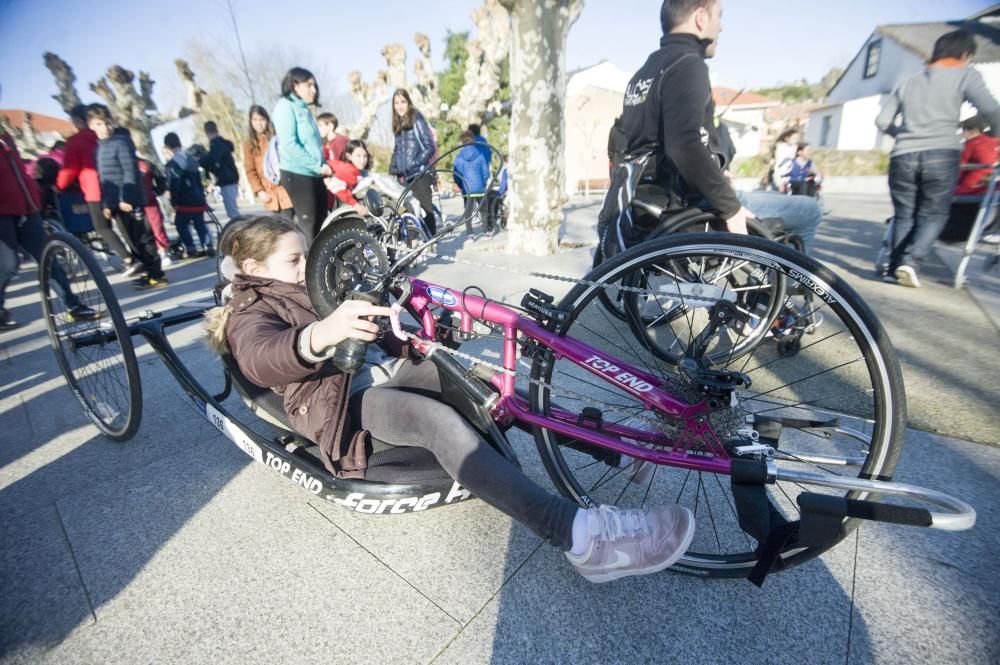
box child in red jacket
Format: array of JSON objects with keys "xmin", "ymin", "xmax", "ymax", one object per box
[
  {"xmin": 325, "ymin": 139, "xmax": 371, "ymax": 216},
  {"xmin": 955, "ymin": 116, "xmax": 999, "ymax": 196}
]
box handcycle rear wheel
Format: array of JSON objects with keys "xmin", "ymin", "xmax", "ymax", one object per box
[
  {"xmin": 39, "ymin": 232, "xmax": 142, "ymax": 441},
  {"xmin": 529, "ymin": 233, "xmax": 905, "ymax": 578}
]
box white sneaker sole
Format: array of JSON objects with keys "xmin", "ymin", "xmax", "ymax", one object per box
[
  {"xmin": 894, "ymin": 266, "xmax": 920, "ymax": 288},
  {"xmin": 578, "ymin": 507, "xmax": 697, "ymax": 584}
]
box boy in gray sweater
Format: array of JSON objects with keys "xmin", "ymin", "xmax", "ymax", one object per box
[{"xmin": 875, "ymin": 29, "xmax": 1000, "ymax": 287}]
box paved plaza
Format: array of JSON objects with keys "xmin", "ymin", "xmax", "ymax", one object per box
[{"xmin": 1, "ymin": 194, "xmax": 998, "ymax": 664}]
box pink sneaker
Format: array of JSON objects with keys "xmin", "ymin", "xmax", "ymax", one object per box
[{"xmin": 567, "ymin": 504, "xmax": 695, "ymax": 583}]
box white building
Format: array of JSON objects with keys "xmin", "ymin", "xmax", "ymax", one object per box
[
  {"xmin": 807, "ymin": 5, "xmax": 1000, "ymax": 151},
  {"xmin": 713, "ymin": 88, "xmax": 780, "ymax": 158},
  {"xmin": 564, "ymin": 61, "xmax": 630, "ymax": 195}
]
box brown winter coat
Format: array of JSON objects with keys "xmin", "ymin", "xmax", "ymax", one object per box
[
  {"xmin": 225, "ymin": 274, "xmax": 373, "ymax": 477},
  {"xmin": 243, "ymin": 135, "xmax": 293, "ymax": 212}
]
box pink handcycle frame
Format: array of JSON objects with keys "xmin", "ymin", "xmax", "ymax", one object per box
[{"xmin": 399, "ymin": 277, "xmax": 733, "ymax": 476}]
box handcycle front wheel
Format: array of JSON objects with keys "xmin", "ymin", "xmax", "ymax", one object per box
[
  {"xmin": 529, "ymin": 233, "xmax": 905, "ymax": 578},
  {"xmin": 39, "ymin": 232, "xmax": 142, "ymax": 441}
]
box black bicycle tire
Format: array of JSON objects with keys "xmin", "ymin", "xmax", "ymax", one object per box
[
  {"xmin": 39, "ymin": 232, "xmax": 143, "ymax": 441},
  {"xmin": 305, "ymin": 226, "xmax": 390, "ymax": 317},
  {"xmin": 529, "ymin": 233, "xmax": 905, "ymax": 578}
]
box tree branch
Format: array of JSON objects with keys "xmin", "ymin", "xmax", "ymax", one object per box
[{"xmin": 42, "ymin": 52, "xmax": 83, "ymax": 114}]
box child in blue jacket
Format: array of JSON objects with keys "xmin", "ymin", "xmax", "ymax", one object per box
[{"xmin": 453, "ymin": 130, "xmax": 491, "ymax": 239}]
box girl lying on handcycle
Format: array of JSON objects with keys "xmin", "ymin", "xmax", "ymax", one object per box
[{"xmin": 204, "ymin": 215, "xmax": 695, "ymax": 583}]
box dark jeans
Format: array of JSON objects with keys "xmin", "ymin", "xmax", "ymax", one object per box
[
  {"xmin": 0, "ymin": 213, "xmax": 79, "ymax": 311},
  {"xmin": 86, "ymin": 201, "xmax": 132, "ymax": 259},
  {"xmin": 174, "ymin": 210, "xmax": 212, "ymax": 252},
  {"xmin": 888, "ymin": 149, "xmax": 961, "ymax": 271},
  {"xmin": 462, "ymin": 195, "xmax": 485, "ymax": 234},
  {"xmin": 113, "ymin": 209, "xmax": 163, "ymax": 279},
  {"xmin": 351, "ymin": 360, "xmax": 578, "ymax": 550},
  {"xmin": 405, "ymin": 172, "xmax": 436, "ymax": 235},
  {"xmin": 280, "ymin": 170, "xmax": 327, "ymax": 242}
]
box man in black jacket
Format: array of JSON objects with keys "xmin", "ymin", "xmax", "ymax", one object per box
[
  {"xmin": 200, "ymin": 121, "xmax": 241, "ymax": 220},
  {"xmin": 621, "ymin": 0, "xmax": 821, "ymax": 252}
]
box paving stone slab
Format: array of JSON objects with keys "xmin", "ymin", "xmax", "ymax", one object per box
[
  {"xmin": 848, "ymin": 430, "xmax": 1000, "ymax": 665},
  {"xmin": 35, "ymin": 441, "xmax": 459, "ymax": 665},
  {"xmin": 434, "ymin": 535, "xmax": 861, "ymax": 665},
  {"xmin": 0, "ymin": 505, "xmax": 94, "ymax": 663}
]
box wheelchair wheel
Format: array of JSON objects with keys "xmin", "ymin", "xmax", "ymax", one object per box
[
  {"xmin": 305, "ymin": 226, "xmax": 390, "ymax": 317},
  {"xmin": 39, "ymin": 232, "xmax": 142, "ymax": 441},
  {"xmin": 530, "ymin": 233, "xmax": 905, "ymax": 578},
  {"xmin": 624, "ymin": 217, "xmax": 784, "ymax": 365}
]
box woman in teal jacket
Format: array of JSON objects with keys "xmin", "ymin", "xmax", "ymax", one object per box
[{"xmin": 272, "ymin": 67, "xmax": 331, "ymax": 241}]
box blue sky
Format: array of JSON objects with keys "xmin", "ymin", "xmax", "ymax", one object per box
[{"xmin": 0, "ymin": 0, "xmax": 993, "ymax": 118}]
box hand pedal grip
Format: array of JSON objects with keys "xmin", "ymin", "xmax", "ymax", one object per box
[
  {"xmin": 797, "ymin": 492, "xmax": 933, "ymax": 527},
  {"xmin": 389, "ymin": 303, "xmax": 407, "ymax": 341}
]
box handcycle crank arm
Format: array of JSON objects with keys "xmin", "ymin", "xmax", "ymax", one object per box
[{"xmin": 774, "ymin": 467, "xmax": 976, "ymax": 531}]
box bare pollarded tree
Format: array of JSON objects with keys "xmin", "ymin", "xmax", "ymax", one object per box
[
  {"xmin": 499, "ymin": 0, "xmax": 583, "ymax": 255},
  {"xmin": 347, "ymin": 0, "xmax": 511, "ymax": 138},
  {"xmin": 43, "ymin": 53, "xmax": 205, "ymax": 165}
]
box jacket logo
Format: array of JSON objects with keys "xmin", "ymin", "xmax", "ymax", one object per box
[{"xmin": 624, "ymin": 78, "xmax": 653, "ymax": 107}]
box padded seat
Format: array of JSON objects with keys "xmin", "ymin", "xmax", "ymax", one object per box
[{"xmin": 219, "ymin": 350, "xmax": 452, "ymax": 483}]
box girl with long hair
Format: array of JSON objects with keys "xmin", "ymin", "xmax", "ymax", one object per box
[
  {"xmin": 244, "ymin": 105, "xmax": 293, "ymax": 218},
  {"xmin": 389, "ymin": 89, "xmax": 437, "ymax": 234}
]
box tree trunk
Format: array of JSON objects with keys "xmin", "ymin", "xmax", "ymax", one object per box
[{"xmin": 500, "ymin": 0, "xmax": 583, "ymax": 256}]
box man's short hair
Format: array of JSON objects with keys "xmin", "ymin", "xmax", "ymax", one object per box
[
  {"xmin": 69, "ymin": 104, "xmax": 88, "ymax": 122},
  {"xmin": 85, "ymin": 103, "xmax": 113, "ymax": 122},
  {"xmin": 317, "ymin": 112, "xmax": 338, "ymax": 129},
  {"xmin": 468, "ymin": 123, "xmax": 482, "ymax": 136},
  {"xmin": 660, "ymin": 0, "xmax": 716, "ymax": 33},
  {"xmin": 931, "ymin": 29, "xmax": 977, "ymax": 63},
  {"xmin": 203, "ymin": 121, "xmax": 218, "ymax": 135},
  {"xmin": 164, "ymin": 132, "xmax": 182, "ymax": 149}
]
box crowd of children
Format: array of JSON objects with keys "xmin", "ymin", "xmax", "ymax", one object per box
[{"xmin": 2, "ymin": 73, "xmax": 508, "ymax": 312}]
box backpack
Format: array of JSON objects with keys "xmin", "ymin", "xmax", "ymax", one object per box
[
  {"xmin": 263, "ymin": 135, "xmax": 281, "ymax": 185},
  {"xmin": 596, "ymin": 153, "xmax": 654, "ymax": 261},
  {"xmin": 169, "ymin": 158, "xmax": 207, "ymax": 208}
]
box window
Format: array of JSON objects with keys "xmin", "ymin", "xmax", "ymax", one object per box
[
  {"xmin": 820, "ymin": 116, "xmax": 833, "ymax": 147},
  {"xmin": 864, "ymin": 40, "xmax": 882, "ymax": 79}
]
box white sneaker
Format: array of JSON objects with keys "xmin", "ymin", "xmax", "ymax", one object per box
[
  {"xmin": 567, "ymin": 505, "xmax": 695, "ymax": 583},
  {"xmin": 894, "ymin": 265, "xmax": 920, "ymax": 288}
]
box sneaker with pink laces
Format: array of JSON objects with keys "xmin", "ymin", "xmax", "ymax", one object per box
[{"xmin": 566, "ymin": 504, "xmax": 695, "ymax": 583}]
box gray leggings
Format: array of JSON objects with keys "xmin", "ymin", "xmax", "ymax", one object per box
[{"xmin": 351, "ymin": 359, "xmax": 578, "ymax": 550}]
